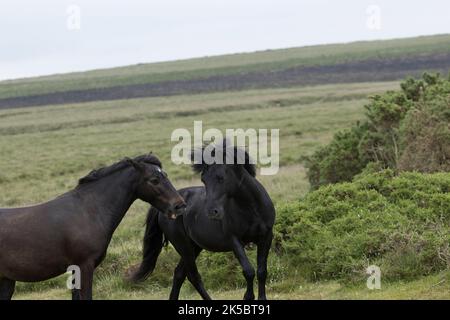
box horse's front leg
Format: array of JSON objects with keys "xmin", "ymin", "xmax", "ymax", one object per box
[
  {"xmin": 170, "ymin": 245, "xmax": 205, "ymax": 300},
  {"xmin": 257, "ymin": 230, "xmax": 273, "ymax": 300},
  {"xmin": 169, "ymin": 260, "xmax": 187, "ymax": 300},
  {"xmin": 0, "ymin": 278, "xmax": 16, "ymax": 300},
  {"xmin": 76, "ymin": 262, "xmax": 94, "ymax": 300},
  {"xmin": 231, "ymin": 237, "xmax": 255, "ymax": 300},
  {"xmin": 183, "ymin": 256, "xmax": 211, "ymax": 300}
]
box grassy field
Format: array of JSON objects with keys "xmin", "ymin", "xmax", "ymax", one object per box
[
  {"xmin": 0, "ymin": 81, "xmax": 397, "ymax": 207},
  {"xmin": 15, "ymin": 270, "xmax": 450, "ymax": 300},
  {"xmin": 1, "ymin": 33, "xmax": 449, "ymax": 299},
  {"xmin": 2, "ymin": 78, "xmax": 448, "ymax": 300}
]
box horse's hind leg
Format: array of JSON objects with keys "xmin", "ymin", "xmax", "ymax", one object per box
[
  {"xmin": 0, "ymin": 278, "xmax": 16, "ymax": 300},
  {"xmin": 257, "ymin": 230, "xmax": 273, "ymax": 300}
]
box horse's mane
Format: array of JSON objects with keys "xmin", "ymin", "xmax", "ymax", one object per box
[
  {"xmin": 78, "ymin": 154, "xmax": 162, "ymax": 185},
  {"xmin": 191, "ymin": 140, "xmax": 256, "ymax": 177}
]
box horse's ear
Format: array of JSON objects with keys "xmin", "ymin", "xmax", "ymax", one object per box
[
  {"xmin": 126, "ymin": 158, "xmax": 145, "ymax": 173},
  {"xmin": 190, "ymin": 148, "xmax": 205, "ymax": 174}
]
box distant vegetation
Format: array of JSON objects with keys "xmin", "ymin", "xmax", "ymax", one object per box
[
  {"xmin": 306, "ymin": 73, "xmax": 450, "ymax": 189},
  {"xmin": 1, "ymin": 34, "xmax": 450, "ymax": 106}
]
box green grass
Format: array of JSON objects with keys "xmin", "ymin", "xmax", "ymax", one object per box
[
  {"xmin": 14, "ymin": 270, "xmax": 450, "ymax": 300},
  {"xmin": 1, "ymin": 80, "xmax": 448, "ymax": 299},
  {"xmin": 1, "ymin": 34, "xmax": 449, "ymax": 99}
]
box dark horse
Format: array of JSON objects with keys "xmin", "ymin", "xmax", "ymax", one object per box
[
  {"xmin": 131, "ymin": 143, "xmax": 275, "ymax": 300},
  {"xmin": 0, "ymin": 154, "xmax": 186, "ymax": 300}
]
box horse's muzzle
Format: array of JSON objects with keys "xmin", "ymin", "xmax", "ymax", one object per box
[{"xmin": 168, "ymin": 202, "xmax": 186, "ymax": 220}]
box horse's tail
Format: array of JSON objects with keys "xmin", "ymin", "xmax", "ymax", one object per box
[{"xmin": 129, "ymin": 207, "xmax": 166, "ymax": 283}]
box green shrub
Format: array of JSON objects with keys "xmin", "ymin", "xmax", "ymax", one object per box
[
  {"xmin": 274, "ymin": 170, "xmax": 450, "ymax": 282},
  {"xmin": 306, "ymin": 124, "xmax": 368, "ymax": 189},
  {"xmin": 306, "ymin": 73, "xmax": 450, "ymax": 188}
]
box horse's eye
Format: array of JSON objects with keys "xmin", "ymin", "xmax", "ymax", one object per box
[{"xmin": 149, "ymin": 177, "xmax": 160, "ymax": 185}]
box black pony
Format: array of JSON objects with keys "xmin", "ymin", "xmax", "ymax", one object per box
[
  {"xmin": 131, "ymin": 142, "xmax": 275, "ymax": 300},
  {"xmin": 0, "ymin": 154, "xmax": 185, "ymax": 300}
]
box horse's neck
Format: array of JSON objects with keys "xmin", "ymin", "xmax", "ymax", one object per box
[
  {"xmin": 233, "ymin": 174, "xmax": 267, "ymax": 215},
  {"xmin": 79, "ymin": 169, "xmax": 138, "ymax": 234}
]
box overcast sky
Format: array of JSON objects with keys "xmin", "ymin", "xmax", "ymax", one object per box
[{"xmin": 1, "ymin": 0, "xmax": 449, "ymax": 81}]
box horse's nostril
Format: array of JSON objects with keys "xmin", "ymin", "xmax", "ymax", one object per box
[{"xmin": 208, "ymin": 208, "xmax": 223, "ymax": 219}]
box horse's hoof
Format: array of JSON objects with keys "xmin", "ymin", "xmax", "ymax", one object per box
[{"xmin": 243, "ymin": 292, "xmax": 255, "ymax": 300}]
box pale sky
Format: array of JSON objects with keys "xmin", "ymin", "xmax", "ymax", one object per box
[{"xmin": 1, "ymin": 0, "xmax": 449, "ymax": 80}]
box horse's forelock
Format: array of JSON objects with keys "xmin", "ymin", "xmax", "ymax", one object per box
[
  {"xmin": 190, "ymin": 142, "xmax": 256, "ymax": 177},
  {"xmin": 135, "ymin": 154, "xmax": 162, "ymax": 168}
]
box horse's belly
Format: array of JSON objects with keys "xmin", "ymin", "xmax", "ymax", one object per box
[
  {"xmin": 192, "ymin": 236, "xmax": 232, "ymax": 252},
  {"xmin": 188, "ymin": 224, "xmax": 233, "ymax": 252},
  {"xmin": 5, "ymin": 269, "xmax": 65, "ymax": 283},
  {"xmin": 0, "ymin": 252, "xmax": 67, "ymax": 282},
  {"xmin": 0, "ymin": 230, "xmax": 68, "ymax": 282}
]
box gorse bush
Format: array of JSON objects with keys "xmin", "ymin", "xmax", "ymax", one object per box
[
  {"xmin": 306, "ymin": 73, "xmax": 450, "ymax": 189},
  {"xmin": 274, "ymin": 170, "xmax": 450, "ymax": 282},
  {"xmin": 305, "ymin": 124, "xmax": 368, "ymax": 187}
]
